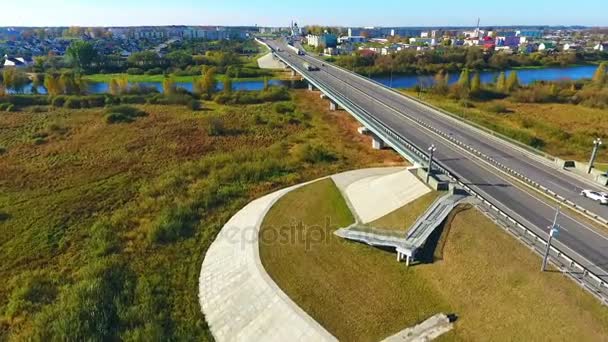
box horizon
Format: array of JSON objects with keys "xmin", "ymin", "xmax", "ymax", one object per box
[{"xmin": 2, "ymin": 0, "xmax": 606, "ymax": 27}]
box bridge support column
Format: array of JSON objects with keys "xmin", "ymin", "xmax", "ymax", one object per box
[
  {"xmin": 329, "ymin": 100, "xmax": 339, "ymax": 111},
  {"xmin": 291, "ymin": 69, "xmax": 297, "ymax": 77},
  {"xmin": 372, "ymin": 134, "xmax": 385, "ymax": 150},
  {"xmin": 308, "ymin": 83, "xmax": 317, "ymax": 92},
  {"xmin": 406, "ymin": 255, "xmax": 411, "ymax": 267},
  {"xmin": 320, "ymin": 93, "xmax": 327, "ymax": 99}
]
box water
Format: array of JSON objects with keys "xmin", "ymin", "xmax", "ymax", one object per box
[
  {"xmin": 8, "ymin": 65, "xmax": 599, "ymax": 94},
  {"xmin": 372, "ymin": 65, "xmax": 599, "ymax": 88}
]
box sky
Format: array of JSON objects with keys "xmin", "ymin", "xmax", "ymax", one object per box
[{"xmin": 2, "ymin": 0, "xmax": 606, "ymax": 27}]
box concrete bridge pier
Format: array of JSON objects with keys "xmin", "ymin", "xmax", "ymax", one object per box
[
  {"xmin": 308, "ymin": 82, "xmax": 317, "ymax": 92},
  {"xmin": 371, "ymin": 134, "xmax": 385, "ymax": 150},
  {"xmin": 320, "ymin": 93, "xmax": 327, "ymax": 99},
  {"xmin": 396, "ymin": 251, "xmax": 411, "ymax": 266},
  {"xmin": 329, "ymin": 100, "xmax": 340, "ymax": 111},
  {"xmin": 291, "ymin": 69, "xmax": 297, "ymax": 77}
]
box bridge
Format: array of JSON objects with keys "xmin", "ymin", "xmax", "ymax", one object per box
[{"xmin": 256, "ymin": 38, "xmax": 608, "ymax": 303}]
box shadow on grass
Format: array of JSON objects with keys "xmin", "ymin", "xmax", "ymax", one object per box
[{"xmin": 0, "ymin": 211, "xmax": 10, "ymax": 222}]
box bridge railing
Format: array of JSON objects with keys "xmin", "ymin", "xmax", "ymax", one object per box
[{"xmin": 276, "ymin": 53, "xmax": 608, "ymax": 305}]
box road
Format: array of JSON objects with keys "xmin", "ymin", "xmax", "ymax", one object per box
[{"xmin": 265, "ymin": 39, "xmax": 608, "ymax": 280}]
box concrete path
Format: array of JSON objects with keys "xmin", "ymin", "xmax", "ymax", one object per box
[
  {"xmin": 257, "ymin": 53, "xmax": 285, "ymax": 69},
  {"xmin": 382, "ymin": 313, "xmax": 453, "ymax": 342},
  {"xmin": 199, "ymin": 168, "xmax": 410, "ymax": 341},
  {"xmin": 334, "ymin": 167, "xmax": 430, "ymax": 223}
]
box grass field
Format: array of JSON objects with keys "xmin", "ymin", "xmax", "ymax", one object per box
[
  {"xmin": 0, "ymin": 89, "xmax": 403, "ymax": 340},
  {"xmin": 404, "ymin": 91, "xmax": 608, "ymax": 163},
  {"xmin": 260, "ymin": 179, "xmax": 608, "ymax": 341}
]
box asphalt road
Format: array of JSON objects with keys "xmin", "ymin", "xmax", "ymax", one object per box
[{"xmin": 266, "ymin": 39, "xmax": 608, "ymax": 279}]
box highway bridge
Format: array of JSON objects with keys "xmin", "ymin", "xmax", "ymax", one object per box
[{"xmin": 258, "ymin": 38, "xmax": 608, "ymax": 299}]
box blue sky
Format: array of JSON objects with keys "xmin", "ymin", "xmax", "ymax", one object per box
[{"xmin": 3, "ymin": 0, "xmax": 606, "ymax": 27}]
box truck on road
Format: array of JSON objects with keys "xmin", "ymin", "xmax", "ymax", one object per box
[{"xmin": 303, "ymin": 62, "xmax": 320, "ymax": 71}]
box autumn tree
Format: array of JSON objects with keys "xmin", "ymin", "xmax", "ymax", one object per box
[
  {"xmin": 593, "ymin": 62, "xmax": 607, "ymax": 85},
  {"xmin": 223, "ymin": 77, "xmax": 232, "ymax": 94},
  {"xmin": 44, "ymin": 73, "xmax": 62, "ymax": 96},
  {"xmin": 457, "ymin": 69, "xmax": 471, "ymax": 90},
  {"xmin": 162, "ymin": 77, "xmax": 176, "ymax": 95},
  {"xmin": 496, "ymin": 71, "xmax": 507, "ymax": 92},
  {"xmin": 471, "ymin": 72, "xmax": 481, "ymax": 94},
  {"xmin": 506, "ymin": 71, "xmax": 520, "ymax": 92}
]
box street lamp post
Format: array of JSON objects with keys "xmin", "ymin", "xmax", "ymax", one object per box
[
  {"xmin": 541, "ymin": 206, "xmax": 561, "ymax": 272},
  {"xmin": 426, "ymin": 144, "xmax": 437, "ymax": 184},
  {"xmin": 587, "ymin": 138, "xmax": 602, "ymax": 174}
]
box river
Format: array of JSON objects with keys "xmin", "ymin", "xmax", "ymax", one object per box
[{"xmin": 9, "ymin": 65, "xmax": 600, "ymax": 95}]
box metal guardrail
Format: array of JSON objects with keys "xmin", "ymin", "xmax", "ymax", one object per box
[
  {"xmin": 306, "ymin": 57, "xmax": 608, "ymax": 227},
  {"xmin": 275, "ymin": 51, "xmax": 608, "ymax": 305}
]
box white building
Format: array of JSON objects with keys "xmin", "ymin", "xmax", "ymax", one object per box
[{"xmin": 594, "ymin": 43, "xmax": 608, "ymax": 52}]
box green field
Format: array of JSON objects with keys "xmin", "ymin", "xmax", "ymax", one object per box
[
  {"xmin": 259, "ymin": 179, "xmax": 608, "ymax": 341},
  {"xmin": 404, "ymin": 91, "xmax": 608, "ymax": 163},
  {"xmin": 0, "ymin": 90, "xmax": 403, "ymax": 340}
]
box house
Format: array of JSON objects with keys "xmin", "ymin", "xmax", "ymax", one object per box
[
  {"xmin": 538, "ymin": 42, "xmax": 556, "ymax": 51},
  {"xmin": 563, "ymin": 43, "xmax": 581, "ymax": 51},
  {"xmin": 3, "ymin": 54, "xmax": 32, "ymax": 68},
  {"xmin": 594, "ymin": 43, "xmax": 608, "ymax": 52},
  {"xmin": 519, "ymin": 43, "xmax": 539, "ymax": 54},
  {"xmin": 306, "ymin": 33, "xmax": 337, "ymax": 48}
]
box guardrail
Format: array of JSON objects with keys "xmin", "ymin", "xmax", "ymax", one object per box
[
  {"xmin": 304, "ymin": 55, "xmax": 608, "ymax": 227},
  {"xmin": 276, "ymin": 52, "xmax": 608, "ymax": 305}
]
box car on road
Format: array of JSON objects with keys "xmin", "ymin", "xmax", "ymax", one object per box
[{"xmin": 581, "ymin": 190, "xmax": 608, "ymax": 204}]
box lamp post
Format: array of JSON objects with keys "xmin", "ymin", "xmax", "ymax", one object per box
[
  {"xmin": 541, "ymin": 206, "xmax": 560, "ymax": 272},
  {"xmin": 587, "ymin": 138, "xmax": 602, "ymax": 174},
  {"xmin": 426, "ymin": 144, "xmax": 437, "ymax": 184}
]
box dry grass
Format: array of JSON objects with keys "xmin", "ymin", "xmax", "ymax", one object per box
[
  {"xmin": 406, "ymin": 91, "xmax": 608, "ymax": 163},
  {"xmin": 0, "ymin": 90, "xmax": 405, "ymax": 340},
  {"xmin": 260, "ymin": 180, "xmax": 608, "ymax": 342}
]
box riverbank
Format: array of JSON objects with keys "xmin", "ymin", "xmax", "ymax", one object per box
[{"xmin": 83, "ymin": 71, "xmax": 286, "ymax": 83}]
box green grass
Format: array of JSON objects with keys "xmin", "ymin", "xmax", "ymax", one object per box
[
  {"xmin": 260, "ymin": 179, "xmax": 608, "ymax": 341},
  {"xmin": 368, "ymin": 191, "xmax": 440, "ymax": 231},
  {"xmin": 596, "ymin": 163, "xmax": 608, "ymax": 173},
  {"xmin": 0, "ymin": 90, "xmax": 403, "ymax": 340}
]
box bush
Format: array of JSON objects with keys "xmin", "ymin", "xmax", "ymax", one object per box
[
  {"xmin": 0, "ymin": 103, "xmax": 9, "ymax": 111},
  {"xmin": 145, "ymin": 67, "xmax": 164, "ymax": 75},
  {"xmin": 119, "ymin": 95, "xmax": 147, "ymax": 104},
  {"xmin": 486, "ymin": 103, "xmax": 508, "ymax": 113},
  {"xmin": 33, "ymin": 137, "xmax": 46, "ymax": 145},
  {"xmin": 293, "ymin": 143, "xmax": 337, "ymax": 163},
  {"xmin": 52, "ymin": 96, "xmax": 67, "ymax": 107},
  {"xmin": 207, "ymin": 117, "xmax": 226, "ymax": 136},
  {"xmin": 63, "ymin": 97, "xmax": 81, "ymax": 109},
  {"xmin": 0, "ymin": 146, "xmax": 6, "ymax": 155},
  {"xmin": 126, "ymin": 68, "xmax": 144, "ymax": 75},
  {"xmin": 4, "ymin": 104, "xmax": 16, "ymax": 112},
  {"xmin": 30, "ymin": 106, "xmax": 50, "ymax": 113},
  {"xmin": 104, "ymin": 105, "xmax": 147, "ymax": 124},
  {"xmin": 188, "ymin": 99, "xmax": 201, "ymax": 111},
  {"xmin": 274, "ymin": 101, "xmax": 296, "ymax": 114}
]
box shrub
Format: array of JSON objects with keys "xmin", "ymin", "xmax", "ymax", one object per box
[
  {"xmin": 274, "ymin": 101, "xmax": 296, "ymax": 114},
  {"xmin": 0, "ymin": 103, "xmax": 9, "ymax": 111},
  {"xmin": 52, "ymin": 96, "xmax": 67, "ymax": 107},
  {"xmin": 145, "ymin": 67, "xmax": 164, "ymax": 75},
  {"xmin": 293, "ymin": 143, "xmax": 337, "ymax": 163},
  {"xmin": 5, "ymin": 104, "xmax": 16, "ymax": 112},
  {"xmin": 486, "ymin": 103, "xmax": 508, "ymax": 113},
  {"xmin": 63, "ymin": 97, "xmax": 81, "ymax": 109},
  {"xmin": 188, "ymin": 99, "xmax": 201, "ymax": 111},
  {"xmin": 33, "ymin": 137, "xmax": 46, "ymax": 145},
  {"xmin": 126, "ymin": 68, "xmax": 144, "ymax": 75},
  {"xmin": 119, "ymin": 95, "xmax": 147, "ymax": 104},
  {"xmin": 207, "ymin": 117, "xmax": 226, "ymax": 136},
  {"xmin": 0, "ymin": 146, "xmax": 6, "ymax": 155},
  {"xmin": 104, "ymin": 105, "xmax": 147, "ymax": 124}
]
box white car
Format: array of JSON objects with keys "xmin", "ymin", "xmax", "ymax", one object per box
[{"xmin": 581, "ymin": 190, "xmax": 608, "ymax": 205}]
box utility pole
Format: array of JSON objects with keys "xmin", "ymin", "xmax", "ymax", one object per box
[
  {"xmin": 541, "ymin": 206, "xmax": 560, "ymax": 272},
  {"xmin": 426, "ymin": 144, "xmax": 437, "ymax": 184},
  {"xmin": 587, "ymin": 138, "xmax": 602, "ymax": 174}
]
